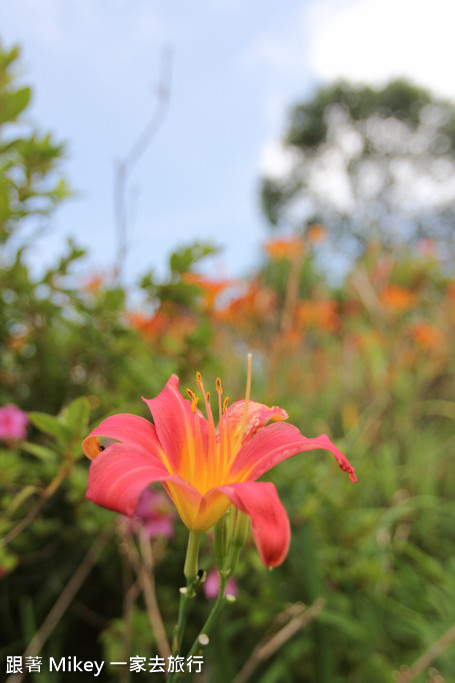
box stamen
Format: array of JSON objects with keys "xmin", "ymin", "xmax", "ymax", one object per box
[
  {"xmin": 200, "ymin": 385, "xmax": 217, "ymax": 491},
  {"xmin": 195, "ymin": 372, "xmax": 210, "ymax": 491},
  {"xmin": 186, "ymin": 388, "xmax": 199, "ymax": 413},
  {"xmin": 223, "ymin": 396, "xmax": 230, "ymax": 413},
  {"xmin": 224, "ymin": 400, "xmax": 233, "ymax": 470},
  {"xmin": 239, "ymin": 353, "xmax": 252, "ymax": 443},
  {"xmin": 217, "ymin": 381, "xmax": 226, "ymax": 478}
]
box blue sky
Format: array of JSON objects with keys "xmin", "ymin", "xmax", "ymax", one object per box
[{"xmin": 2, "ymin": 0, "xmax": 454, "ymax": 286}]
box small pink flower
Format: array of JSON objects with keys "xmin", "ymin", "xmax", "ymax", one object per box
[
  {"xmin": 131, "ymin": 488, "xmax": 176, "ymax": 539},
  {"xmin": 203, "ymin": 567, "xmax": 238, "ymax": 600},
  {"xmin": 0, "ymin": 404, "xmax": 28, "ymax": 441}
]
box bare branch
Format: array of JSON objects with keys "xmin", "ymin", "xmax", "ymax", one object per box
[
  {"xmin": 6, "ymin": 527, "xmax": 112, "ymax": 683},
  {"xmin": 122, "ymin": 527, "xmax": 172, "ymax": 661},
  {"xmin": 0, "ymin": 464, "xmax": 73, "ymax": 548},
  {"xmin": 233, "ymin": 598, "xmax": 326, "ymax": 683},
  {"xmin": 114, "ymin": 45, "xmax": 173, "ymax": 282},
  {"xmin": 394, "ymin": 621, "xmax": 455, "ymax": 682}
]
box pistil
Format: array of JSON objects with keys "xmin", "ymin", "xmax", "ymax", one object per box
[
  {"xmin": 216, "ymin": 378, "xmax": 225, "ymax": 481},
  {"xmin": 196, "ymin": 373, "xmax": 218, "ymax": 492},
  {"xmin": 238, "ymin": 353, "xmax": 252, "ymax": 443}
]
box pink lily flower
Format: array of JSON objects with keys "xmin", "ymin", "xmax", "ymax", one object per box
[
  {"xmin": 82, "ymin": 367, "xmax": 356, "ymax": 568},
  {"xmin": 129, "ymin": 488, "xmax": 176, "ymax": 539},
  {"xmin": 204, "ymin": 567, "xmax": 238, "ymax": 600},
  {"xmin": 0, "ymin": 404, "xmax": 28, "ymax": 441}
]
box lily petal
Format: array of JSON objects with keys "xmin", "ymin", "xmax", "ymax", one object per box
[
  {"xmin": 231, "ymin": 422, "xmax": 357, "ymax": 483},
  {"xmin": 82, "ymin": 414, "xmax": 163, "ymax": 461},
  {"xmin": 212, "ymin": 481, "xmax": 290, "ymax": 568},
  {"xmin": 143, "ymin": 375, "xmax": 208, "ymax": 474},
  {"xmin": 223, "ymin": 400, "xmax": 288, "ymax": 444},
  {"xmin": 86, "ymin": 442, "xmax": 203, "ymax": 526}
]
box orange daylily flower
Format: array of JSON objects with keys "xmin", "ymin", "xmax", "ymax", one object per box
[
  {"xmin": 408, "ymin": 322, "xmax": 445, "ymax": 351},
  {"xmin": 180, "ymin": 272, "xmax": 232, "ymax": 311},
  {"xmin": 83, "ymin": 362, "xmax": 356, "ymax": 568},
  {"xmin": 218, "ymin": 281, "xmax": 277, "ymax": 326},
  {"xmin": 379, "ymin": 285, "xmax": 415, "ymax": 312},
  {"xmin": 83, "ymin": 274, "xmax": 105, "ymax": 294},
  {"xmin": 294, "ymin": 299, "xmax": 339, "ymax": 333},
  {"xmin": 307, "ymin": 224, "xmax": 326, "ymax": 243},
  {"xmin": 265, "ymin": 237, "xmax": 304, "ymax": 261},
  {"xmin": 127, "ymin": 311, "xmax": 170, "ymax": 339},
  {"xmin": 128, "ymin": 309, "xmax": 196, "ymax": 344}
]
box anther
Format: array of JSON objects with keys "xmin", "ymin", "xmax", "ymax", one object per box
[
  {"xmin": 216, "ymin": 377, "xmax": 223, "ymax": 394},
  {"xmin": 206, "ymin": 391, "xmax": 211, "ymax": 404},
  {"xmin": 187, "ymin": 388, "xmax": 199, "ymax": 413},
  {"xmin": 223, "ymin": 396, "xmax": 230, "ymax": 413},
  {"xmin": 196, "ymin": 371, "xmax": 203, "ymax": 389}
]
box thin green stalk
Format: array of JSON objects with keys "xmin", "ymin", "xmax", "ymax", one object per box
[
  {"xmin": 168, "ymin": 572, "xmax": 235, "ymax": 682},
  {"xmin": 172, "ymin": 531, "xmax": 202, "ymax": 657},
  {"xmin": 185, "ymin": 572, "xmax": 231, "ymax": 660}
]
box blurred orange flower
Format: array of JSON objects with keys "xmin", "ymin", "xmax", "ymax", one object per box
[
  {"xmin": 218, "ymin": 281, "xmax": 277, "ymax": 325},
  {"xmin": 379, "ymin": 285, "xmax": 415, "ymax": 312},
  {"xmin": 408, "ymin": 322, "xmax": 445, "ymax": 351},
  {"xmin": 82, "ymin": 273, "xmax": 105, "ymax": 294},
  {"xmin": 307, "ymin": 224, "xmax": 326, "ymax": 243},
  {"xmin": 127, "ymin": 308, "xmax": 196, "ymax": 346},
  {"xmin": 127, "ymin": 311, "xmax": 169, "ymax": 339},
  {"xmin": 265, "ymin": 237, "xmax": 304, "ymax": 261},
  {"xmin": 180, "ymin": 272, "xmax": 232, "ymax": 311},
  {"xmin": 294, "ymin": 299, "xmax": 339, "ymax": 333}
]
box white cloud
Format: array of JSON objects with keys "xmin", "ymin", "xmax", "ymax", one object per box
[{"xmin": 309, "ymin": 0, "xmax": 455, "ymax": 100}]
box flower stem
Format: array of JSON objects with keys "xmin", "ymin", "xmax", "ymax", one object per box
[
  {"xmin": 168, "ymin": 569, "xmax": 235, "ymax": 682},
  {"xmin": 172, "ymin": 531, "xmax": 202, "ymax": 657},
  {"xmin": 183, "ymin": 530, "xmax": 201, "ymax": 584},
  {"xmin": 186, "ymin": 572, "xmax": 232, "ymax": 660},
  {"xmin": 168, "ymin": 572, "xmax": 233, "ymax": 682}
]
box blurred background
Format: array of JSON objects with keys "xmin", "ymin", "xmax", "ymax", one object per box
[{"xmin": 1, "ymin": 1, "xmax": 455, "ymax": 681}]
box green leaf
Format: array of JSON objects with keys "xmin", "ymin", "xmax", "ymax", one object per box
[
  {"xmin": 60, "ymin": 396, "xmax": 90, "ymax": 434},
  {"xmin": 0, "ymin": 87, "xmax": 31, "ymax": 123},
  {"xmin": 21, "ymin": 441, "xmax": 57, "ymax": 462},
  {"xmin": 169, "ymin": 241, "xmax": 218, "ymax": 274},
  {"xmin": 0, "ymin": 546, "xmax": 18, "ymax": 575},
  {"xmin": 28, "ymin": 411, "xmax": 69, "ymax": 443}
]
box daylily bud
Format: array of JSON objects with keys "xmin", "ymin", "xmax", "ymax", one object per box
[{"xmin": 226, "ymin": 508, "xmax": 249, "ymax": 573}]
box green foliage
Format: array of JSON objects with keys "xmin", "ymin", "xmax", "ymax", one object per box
[
  {"xmin": 261, "ymin": 79, "xmax": 455, "ymax": 251},
  {"xmin": 0, "ymin": 44, "xmax": 69, "ymax": 244},
  {"xmin": 2, "ymin": 38, "xmax": 455, "ymax": 683},
  {"xmin": 169, "ymin": 241, "xmax": 219, "ymax": 276},
  {"xmin": 286, "ymin": 80, "xmax": 440, "ymax": 149}
]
